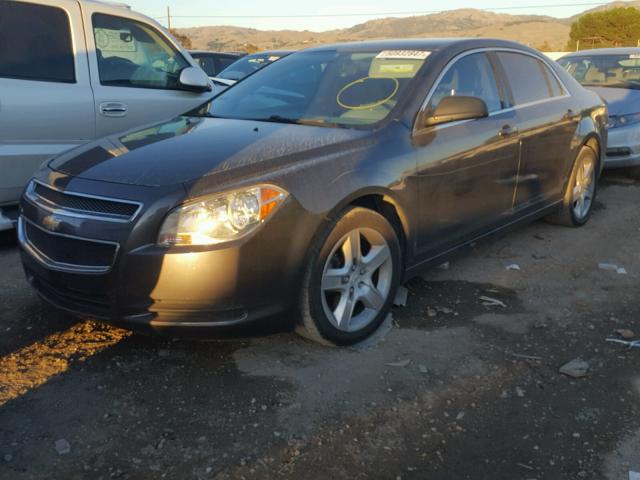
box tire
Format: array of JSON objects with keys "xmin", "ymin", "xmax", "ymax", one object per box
[
  {"xmin": 545, "ymin": 145, "xmax": 599, "ymax": 227},
  {"xmin": 296, "ymin": 207, "xmax": 402, "ymax": 346}
]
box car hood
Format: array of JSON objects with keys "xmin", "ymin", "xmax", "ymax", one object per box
[
  {"xmin": 586, "ymin": 86, "xmax": 640, "ymax": 116},
  {"xmin": 49, "ymin": 116, "xmax": 372, "ymax": 187}
]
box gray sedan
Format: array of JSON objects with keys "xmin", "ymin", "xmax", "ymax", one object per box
[{"xmin": 559, "ymin": 48, "xmax": 640, "ymax": 168}]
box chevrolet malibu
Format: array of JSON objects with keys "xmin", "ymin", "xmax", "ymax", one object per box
[{"xmin": 19, "ymin": 39, "xmax": 607, "ymax": 346}]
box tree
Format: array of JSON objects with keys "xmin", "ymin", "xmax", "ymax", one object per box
[
  {"xmin": 170, "ymin": 29, "xmax": 192, "ymax": 49},
  {"xmin": 568, "ymin": 7, "xmax": 640, "ymax": 50}
]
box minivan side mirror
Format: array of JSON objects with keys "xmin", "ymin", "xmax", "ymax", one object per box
[
  {"xmin": 179, "ymin": 67, "xmax": 212, "ymax": 93},
  {"xmin": 425, "ymin": 96, "xmax": 488, "ymax": 127}
]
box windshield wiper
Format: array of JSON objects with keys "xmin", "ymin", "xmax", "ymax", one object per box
[
  {"xmin": 252, "ymin": 115, "xmax": 302, "ymax": 124},
  {"xmin": 248, "ymin": 115, "xmax": 344, "ymax": 128}
]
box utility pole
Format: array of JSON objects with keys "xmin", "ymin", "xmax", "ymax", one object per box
[{"xmin": 167, "ymin": 6, "xmax": 171, "ymax": 30}]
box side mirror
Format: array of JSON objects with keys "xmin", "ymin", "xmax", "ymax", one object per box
[
  {"xmin": 425, "ymin": 96, "xmax": 488, "ymax": 127},
  {"xmin": 179, "ymin": 67, "xmax": 212, "ymax": 93}
]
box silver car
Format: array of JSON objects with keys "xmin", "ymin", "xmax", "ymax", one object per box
[
  {"xmin": 559, "ymin": 48, "xmax": 640, "ymax": 168},
  {"xmin": 0, "ymin": 0, "xmax": 213, "ymax": 230}
]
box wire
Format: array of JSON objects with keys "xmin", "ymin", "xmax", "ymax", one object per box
[{"xmin": 153, "ymin": 1, "xmax": 609, "ymax": 20}]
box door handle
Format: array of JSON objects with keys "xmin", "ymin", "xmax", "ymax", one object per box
[
  {"xmin": 100, "ymin": 102, "xmax": 128, "ymax": 117},
  {"xmin": 498, "ymin": 124, "xmax": 519, "ymax": 138}
]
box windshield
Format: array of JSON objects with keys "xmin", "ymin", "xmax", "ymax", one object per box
[
  {"xmin": 199, "ymin": 49, "xmax": 430, "ymax": 128},
  {"xmin": 217, "ymin": 53, "xmax": 284, "ymax": 81},
  {"xmin": 559, "ymin": 53, "xmax": 640, "ymax": 90}
]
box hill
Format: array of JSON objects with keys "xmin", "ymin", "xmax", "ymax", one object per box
[{"xmin": 176, "ymin": 2, "xmax": 640, "ymax": 52}]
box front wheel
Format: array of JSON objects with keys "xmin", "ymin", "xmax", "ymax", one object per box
[
  {"xmin": 296, "ymin": 207, "xmax": 402, "ymax": 346},
  {"xmin": 546, "ymin": 145, "xmax": 598, "ymax": 227}
]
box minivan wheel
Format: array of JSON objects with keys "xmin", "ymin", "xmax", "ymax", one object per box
[
  {"xmin": 546, "ymin": 145, "xmax": 598, "ymax": 227},
  {"xmin": 297, "ymin": 207, "xmax": 401, "ymax": 346}
]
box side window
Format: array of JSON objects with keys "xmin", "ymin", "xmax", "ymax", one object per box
[
  {"xmin": 193, "ymin": 55, "xmax": 216, "ymax": 76},
  {"xmin": 429, "ymin": 53, "xmax": 503, "ymax": 114},
  {"xmin": 93, "ymin": 13, "xmax": 190, "ymax": 89},
  {"xmin": 0, "ymin": 1, "xmax": 75, "ymax": 83},
  {"xmin": 543, "ymin": 64, "xmax": 565, "ymax": 97},
  {"xmin": 497, "ymin": 52, "xmax": 562, "ymax": 105}
]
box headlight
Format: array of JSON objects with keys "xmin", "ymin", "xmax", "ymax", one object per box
[
  {"xmin": 608, "ymin": 112, "xmax": 640, "ymax": 129},
  {"xmin": 158, "ymin": 185, "xmax": 287, "ymax": 247}
]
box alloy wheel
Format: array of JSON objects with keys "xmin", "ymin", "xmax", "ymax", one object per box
[
  {"xmin": 320, "ymin": 228, "xmax": 393, "ymax": 333},
  {"xmin": 572, "ymin": 151, "xmax": 596, "ymax": 221}
]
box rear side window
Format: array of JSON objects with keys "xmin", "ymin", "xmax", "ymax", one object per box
[
  {"xmin": 497, "ymin": 52, "xmax": 564, "ymax": 105},
  {"xmin": 429, "ymin": 52, "xmax": 503, "ymax": 113},
  {"xmin": 0, "ymin": 1, "xmax": 75, "ymax": 83}
]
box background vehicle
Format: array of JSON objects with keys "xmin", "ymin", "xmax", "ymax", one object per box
[
  {"xmin": 0, "ymin": 0, "xmax": 214, "ymax": 228},
  {"xmin": 19, "ymin": 39, "xmax": 607, "ymax": 346},
  {"xmin": 559, "ymin": 48, "xmax": 640, "ymax": 168},
  {"xmin": 189, "ymin": 50, "xmax": 243, "ymax": 78},
  {"xmin": 212, "ymin": 50, "xmax": 292, "ymax": 87}
]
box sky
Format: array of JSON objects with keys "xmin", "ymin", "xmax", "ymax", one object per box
[{"xmin": 125, "ymin": 0, "xmax": 618, "ymax": 31}]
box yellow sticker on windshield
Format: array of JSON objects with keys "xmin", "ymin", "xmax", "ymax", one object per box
[{"xmin": 376, "ymin": 50, "xmax": 431, "ymax": 60}]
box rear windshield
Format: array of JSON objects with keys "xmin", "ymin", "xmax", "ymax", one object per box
[
  {"xmin": 200, "ymin": 49, "xmax": 430, "ymax": 128},
  {"xmin": 559, "ymin": 54, "xmax": 640, "ymax": 90}
]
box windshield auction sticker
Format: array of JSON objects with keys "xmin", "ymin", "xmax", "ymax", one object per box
[{"xmin": 376, "ymin": 50, "xmax": 431, "ymax": 60}]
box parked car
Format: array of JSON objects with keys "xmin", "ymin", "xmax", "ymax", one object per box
[
  {"xmin": 189, "ymin": 50, "xmax": 242, "ymax": 78},
  {"xmin": 212, "ymin": 50, "xmax": 292, "ymax": 87},
  {"xmin": 19, "ymin": 39, "xmax": 607, "ymax": 346},
  {"xmin": 0, "ymin": 0, "xmax": 214, "ymax": 230},
  {"xmin": 559, "ymin": 48, "xmax": 640, "ymax": 168}
]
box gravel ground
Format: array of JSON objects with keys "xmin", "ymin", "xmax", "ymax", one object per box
[{"xmin": 0, "ymin": 171, "xmax": 638, "ymax": 480}]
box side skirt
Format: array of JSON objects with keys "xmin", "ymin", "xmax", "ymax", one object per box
[{"xmin": 403, "ymin": 200, "xmax": 561, "ymax": 281}]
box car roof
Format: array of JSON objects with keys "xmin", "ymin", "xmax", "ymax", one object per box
[
  {"xmin": 561, "ymin": 47, "xmax": 640, "ymax": 57},
  {"xmin": 302, "ymin": 38, "xmax": 532, "ymax": 53},
  {"xmin": 83, "ymin": 0, "xmax": 131, "ymax": 9}
]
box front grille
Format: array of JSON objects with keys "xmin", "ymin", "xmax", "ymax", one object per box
[
  {"xmin": 33, "ymin": 183, "xmax": 139, "ymax": 220},
  {"xmin": 25, "ymin": 220, "xmax": 117, "ymax": 269},
  {"xmin": 27, "ymin": 269, "xmax": 112, "ymax": 318}
]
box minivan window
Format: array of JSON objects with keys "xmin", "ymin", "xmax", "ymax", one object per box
[
  {"xmin": 497, "ymin": 52, "xmax": 562, "ymax": 105},
  {"xmin": 0, "ymin": 1, "xmax": 75, "ymax": 83},
  {"xmin": 93, "ymin": 13, "xmax": 190, "ymax": 89},
  {"xmin": 429, "ymin": 53, "xmax": 503, "ymax": 113}
]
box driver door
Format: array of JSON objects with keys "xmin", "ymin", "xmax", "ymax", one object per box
[
  {"xmin": 82, "ymin": 7, "xmax": 211, "ymax": 138},
  {"xmin": 413, "ymin": 52, "xmax": 521, "ymax": 256}
]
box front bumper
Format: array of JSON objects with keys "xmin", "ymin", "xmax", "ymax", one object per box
[
  {"xmin": 18, "ymin": 171, "xmax": 315, "ymax": 337},
  {"xmin": 604, "ymin": 123, "xmax": 640, "ymax": 168}
]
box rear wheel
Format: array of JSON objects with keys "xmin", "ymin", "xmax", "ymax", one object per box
[
  {"xmin": 546, "ymin": 145, "xmax": 598, "ymax": 227},
  {"xmin": 297, "ymin": 207, "xmax": 401, "ymax": 346}
]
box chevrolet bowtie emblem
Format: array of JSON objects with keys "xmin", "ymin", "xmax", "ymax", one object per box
[{"xmin": 42, "ymin": 215, "xmax": 62, "ymax": 232}]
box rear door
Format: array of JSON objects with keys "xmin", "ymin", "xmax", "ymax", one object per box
[
  {"xmin": 495, "ymin": 51, "xmax": 577, "ymax": 210},
  {"xmin": 414, "ymin": 51, "xmax": 520, "ymax": 255},
  {"xmin": 80, "ymin": 5, "xmax": 213, "ymax": 138},
  {"xmin": 0, "ymin": 0, "xmax": 94, "ymax": 206}
]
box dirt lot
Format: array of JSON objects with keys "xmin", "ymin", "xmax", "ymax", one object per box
[{"xmin": 0, "ymin": 171, "xmax": 639, "ymax": 480}]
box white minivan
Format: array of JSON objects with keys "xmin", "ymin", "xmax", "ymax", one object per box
[{"xmin": 0, "ymin": 0, "xmax": 214, "ymax": 229}]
